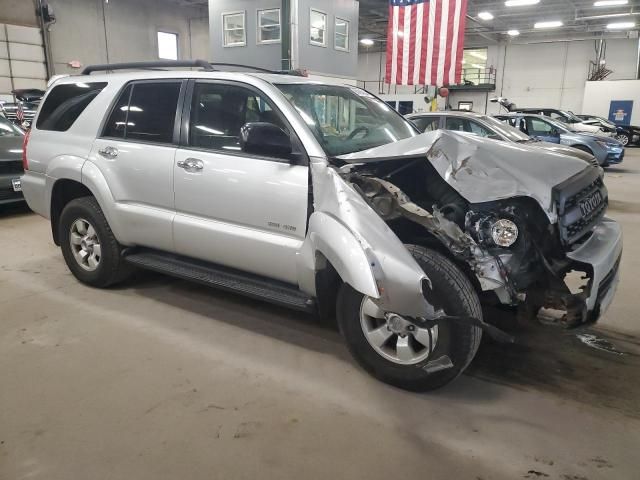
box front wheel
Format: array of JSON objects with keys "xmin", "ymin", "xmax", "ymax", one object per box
[
  {"xmin": 337, "ymin": 246, "xmax": 482, "ymax": 391},
  {"xmin": 616, "ymin": 133, "xmax": 630, "ymax": 146}
]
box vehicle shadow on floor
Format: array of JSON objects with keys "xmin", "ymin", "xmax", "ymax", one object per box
[
  {"xmin": 124, "ymin": 270, "xmax": 640, "ymax": 417},
  {"xmin": 0, "ymin": 203, "xmax": 31, "ymax": 218}
]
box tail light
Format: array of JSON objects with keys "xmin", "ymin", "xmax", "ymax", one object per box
[{"xmin": 22, "ymin": 129, "xmax": 31, "ymax": 170}]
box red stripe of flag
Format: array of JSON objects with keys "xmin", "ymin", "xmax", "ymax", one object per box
[
  {"xmin": 419, "ymin": 3, "xmax": 429, "ymax": 85},
  {"xmin": 430, "ymin": 0, "xmax": 442, "ymax": 85},
  {"xmin": 407, "ymin": 5, "xmax": 417, "ymax": 85},
  {"xmin": 396, "ymin": 8, "xmax": 405, "ymax": 84}
]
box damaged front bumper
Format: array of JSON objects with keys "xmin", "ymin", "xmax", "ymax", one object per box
[{"xmin": 566, "ymin": 217, "xmax": 622, "ymax": 323}]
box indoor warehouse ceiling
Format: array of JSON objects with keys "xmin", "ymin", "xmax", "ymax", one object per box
[{"xmin": 176, "ymin": 0, "xmax": 640, "ymax": 49}]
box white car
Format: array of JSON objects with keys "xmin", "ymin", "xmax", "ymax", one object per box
[{"xmin": 20, "ymin": 61, "xmax": 623, "ymax": 391}]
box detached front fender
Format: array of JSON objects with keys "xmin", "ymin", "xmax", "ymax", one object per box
[{"xmin": 297, "ymin": 212, "xmax": 380, "ymax": 299}]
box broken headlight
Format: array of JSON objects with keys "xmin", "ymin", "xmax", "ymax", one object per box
[
  {"xmin": 491, "ymin": 219, "xmax": 519, "ymax": 247},
  {"xmin": 467, "ymin": 213, "xmax": 520, "ymax": 248}
]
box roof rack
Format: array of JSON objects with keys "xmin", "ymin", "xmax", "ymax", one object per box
[
  {"xmin": 81, "ymin": 59, "xmax": 214, "ymax": 75},
  {"xmin": 81, "ymin": 60, "xmax": 307, "ymax": 77}
]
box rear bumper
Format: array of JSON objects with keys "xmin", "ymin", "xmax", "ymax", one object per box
[
  {"xmin": 566, "ymin": 217, "xmax": 622, "ymax": 322},
  {"xmin": 20, "ymin": 170, "xmax": 49, "ymax": 217}
]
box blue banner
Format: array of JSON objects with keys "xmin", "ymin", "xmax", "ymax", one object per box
[{"xmin": 608, "ymin": 100, "xmax": 633, "ymax": 126}]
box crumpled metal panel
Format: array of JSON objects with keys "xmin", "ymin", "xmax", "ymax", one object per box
[
  {"xmin": 297, "ymin": 158, "xmax": 437, "ymax": 319},
  {"xmin": 337, "ymin": 130, "xmax": 589, "ymax": 220}
]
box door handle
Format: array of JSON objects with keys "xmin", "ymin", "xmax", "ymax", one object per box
[
  {"xmin": 98, "ymin": 146, "xmax": 118, "ymax": 158},
  {"xmin": 177, "ymin": 158, "xmax": 204, "ymax": 171}
]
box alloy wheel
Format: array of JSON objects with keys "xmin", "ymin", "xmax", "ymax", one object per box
[
  {"xmin": 69, "ymin": 218, "xmax": 102, "ymax": 272},
  {"xmin": 359, "ymin": 297, "xmax": 438, "ymax": 365}
]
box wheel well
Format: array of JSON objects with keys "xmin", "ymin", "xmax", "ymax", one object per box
[
  {"xmin": 571, "ymin": 144, "xmax": 593, "ymax": 155},
  {"xmin": 50, "ymin": 179, "xmax": 94, "ymax": 245}
]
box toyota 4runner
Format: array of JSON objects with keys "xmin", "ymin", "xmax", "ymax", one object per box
[{"xmin": 21, "ymin": 61, "xmax": 623, "ymax": 391}]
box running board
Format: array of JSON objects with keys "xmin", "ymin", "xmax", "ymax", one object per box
[{"xmin": 123, "ymin": 249, "xmax": 315, "ymax": 313}]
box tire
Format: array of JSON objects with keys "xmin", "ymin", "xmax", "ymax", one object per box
[
  {"xmin": 616, "ymin": 133, "xmax": 629, "ymax": 146},
  {"xmin": 58, "ymin": 196, "xmax": 133, "ymax": 288},
  {"xmin": 337, "ymin": 245, "xmax": 482, "ymax": 391}
]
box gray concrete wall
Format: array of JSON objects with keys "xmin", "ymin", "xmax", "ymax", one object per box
[
  {"xmin": 46, "ymin": 0, "xmax": 208, "ymax": 75},
  {"xmin": 296, "ymin": 0, "xmax": 358, "ymax": 78},
  {"xmin": 0, "ymin": 0, "xmax": 39, "ymax": 27},
  {"xmin": 208, "ymin": 0, "xmax": 282, "ymax": 71}
]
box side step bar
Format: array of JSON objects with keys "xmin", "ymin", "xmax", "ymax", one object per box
[{"xmin": 123, "ymin": 249, "xmax": 316, "ymax": 313}]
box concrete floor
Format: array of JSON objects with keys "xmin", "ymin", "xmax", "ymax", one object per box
[{"xmin": 2, "ymin": 151, "xmax": 640, "ymax": 480}]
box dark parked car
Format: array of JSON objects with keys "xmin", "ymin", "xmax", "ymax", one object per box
[
  {"xmin": 406, "ymin": 111, "xmax": 599, "ymax": 166},
  {"xmin": 0, "ymin": 115, "xmax": 25, "ymax": 205},
  {"xmin": 0, "ymin": 89, "xmax": 44, "ymax": 129},
  {"xmin": 578, "ymin": 114, "xmax": 640, "ymax": 147}
]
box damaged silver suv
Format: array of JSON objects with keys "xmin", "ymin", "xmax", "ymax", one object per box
[{"xmin": 21, "ymin": 61, "xmax": 622, "ymax": 391}]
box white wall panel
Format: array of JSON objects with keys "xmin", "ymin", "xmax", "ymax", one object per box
[
  {"xmin": 6, "ymin": 24, "xmax": 42, "ymax": 45},
  {"xmin": 583, "ymin": 80, "xmax": 640, "ymax": 125},
  {"xmin": 0, "ymin": 41, "xmax": 8, "ymax": 59},
  {"xmin": 0, "ymin": 58, "xmax": 9, "ymax": 75},
  {"xmin": 9, "ymin": 43, "xmax": 45, "ymax": 62},
  {"xmin": 10, "ymin": 59, "xmax": 46, "ymax": 79}
]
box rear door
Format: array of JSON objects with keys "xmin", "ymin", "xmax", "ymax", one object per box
[
  {"xmin": 91, "ymin": 80, "xmax": 184, "ymax": 252},
  {"xmin": 172, "ymin": 80, "xmax": 309, "ymax": 283}
]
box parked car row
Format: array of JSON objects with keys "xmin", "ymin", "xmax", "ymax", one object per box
[
  {"xmin": 407, "ymin": 110, "xmax": 625, "ymax": 167},
  {"xmin": 578, "ymin": 114, "xmax": 640, "ymax": 147}
]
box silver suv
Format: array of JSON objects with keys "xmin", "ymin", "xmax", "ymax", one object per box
[{"xmin": 21, "ymin": 61, "xmax": 622, "ymax": 391}]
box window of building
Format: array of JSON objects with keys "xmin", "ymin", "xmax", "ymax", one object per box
[
  {"xmin": 462, "ymin": 48, "xmax": 487, "ymax": 85},
  {"xmin": 310, "ymin": 9, "xmax": 327, "ymax": 47},
  {"xmin": 258, "ymin": 8, "xmax": 281, "ymax": 44},
  {"xmin": 189, "ymin": 82, "xmax": 289, "ymax": 156},
  {"xmin": 157, "ymin": 31, "xmax": 178, "ymax": 60},
  {"xmin": 103, "ymin": 82, "xmax": 181, "ymax": 144},
  {"xmin": 334, "ymin": 17, "xmax": 349, "ymax": 51},
  {"xmin": 36, "ymin": 82, "xmax": 107, "ymax": 131},
  {"xmin": 223, "ymin": 11, "xmax": 246, "ymax": 47}
]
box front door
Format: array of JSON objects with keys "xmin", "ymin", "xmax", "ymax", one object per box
[
  {"xmin": 90, "ymin": 80, "xmax": 184, "ymax": 251},
  {"xmin": 172, "ymin": 81, "xmax": 309, "ymax": 284},
  {"xmin": 525, "ymin": 116, "xmax": 561, "ymax": 143}
]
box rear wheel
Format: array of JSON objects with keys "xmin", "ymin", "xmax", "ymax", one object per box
[
  {"xmin": 337, "ymin": 246, "xmax": 482, "ymax": 391},
  {"xmin": 59, "ymin": 196, "xmax": 133, "ymax": 288}
]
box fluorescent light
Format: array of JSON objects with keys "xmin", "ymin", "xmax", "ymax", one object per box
[
  {"xmin": 507, "ymin": 29, "xmax": 520, "ymax": 36},
  {"xmin": 196, "ymin": 125, "xmax": 224, "ymax": 135},
  {"xmin": 505, "ymin": 0, "xmax": 540, "ymax": 6},
  {"xmin": 594, "ymin": 0, "xmax": 628, "ymax": 6},
  {"xmin": 478, "ymin": 11, "xmax": 494, "ymax": 20},
  {"xmin": 468, "ymin": 50, "xmax": 487, "ymax": 60},
  {"xmin": 607, "ymin": 21, "xmax": 635, "ymax": 28},
  {"xmin": 471, "ymin": 63, "xmax": 485, "ymax": 69},
  {"xmin": 360, "ymin": 38, "xmax": 374, "ymax": 46},
  {"xmin": 534, "ymin": 20, "xmax": 563, "ymax": 28}
]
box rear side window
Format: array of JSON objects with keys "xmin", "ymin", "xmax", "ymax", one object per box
[
  {"xmin": 412, "ymin": 116, "xmax": 439, "ymax": 132},
  {"xmin": 36, "ymin": 82, "xmax": 107, "ymax": 131},
  {"xmin": 103, "ymin": 82, "xmax": 181, "ymax": 144}
]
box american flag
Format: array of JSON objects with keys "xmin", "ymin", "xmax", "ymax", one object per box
[
  {"xmin": 385, "ymin": 0, "xmax": 468, "ymax": 86},
  {"xmin": 16, "ymin": 102, "xmax": 25, "ymax": 123}
]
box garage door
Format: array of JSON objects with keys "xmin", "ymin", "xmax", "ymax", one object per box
[{"xmin": 0, "ymin": 24, "xmax": 47, "ymax": 102}]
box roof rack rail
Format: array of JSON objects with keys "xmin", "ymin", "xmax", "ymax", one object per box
[{"xmin": 82, "ymin": 59, "xmax": 214, "ymax": 75}]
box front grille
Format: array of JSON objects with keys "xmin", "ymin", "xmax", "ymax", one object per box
[
  {"xmin": 0, "ymin": 186, "xmax": 22, "ymax": 201},
  {"xmin": 554, "ymin": 167, "xmax": 607, "ymax": 248},
  {"xmin": 0, "ymin": 161, "xmax": 23, "ymax": 175}
]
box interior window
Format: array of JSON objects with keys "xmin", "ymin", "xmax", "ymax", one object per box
[
  {"xmin": 223, "ymin": 11, "xmax": 246, "ymax": 47},
  {"xmin": 103, "ymin": 82, "xmax": 181, "ymax": 144},
  {"xmin": 412, "ymin": 117, "xmax": 439, "ymax": 132},
  {"xmin": 189, "ymin": 82, "xmax": 288, "ymax": 155},
  {"xmin": 258, "ymin": 9, "xmax": 281, "ymax": 43},
  {"xmin": 445, "ymin": 117, "xmax": 493, "ymax": 137},
  {"xmin": 310, "ymin": 9, "xmax": 327, "ymax": 46},
  {"xmin": 527, "ymin": 118, "xmax": 554, "ymax": 136}
]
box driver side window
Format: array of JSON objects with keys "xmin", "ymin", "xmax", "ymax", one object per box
[
  {"xmin": 527, "ymin": 118, "xmax": 553, "ymax": 136},
  {"xmin": 189, "ymin": 82, "xmax": 289, "ymax": 154}
]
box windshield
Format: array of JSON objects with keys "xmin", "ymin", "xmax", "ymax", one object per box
[
  {"xmin": 275, "ymin": 83, "xmax": 417, "ymax": 156},
  {"xmin": 558, "ymin": 110, "xmax": 584, "ymax": 124},
  {"xmin": 0, "ymin": 115, "xmax": 24, "ymax": 137},
  {"xmin": 540, "ymin": 116, "xmax": 571, "ymax": 133},
  {"xmin": 482, "ymin": 115, "xmax": 530, "ymax": 142}
]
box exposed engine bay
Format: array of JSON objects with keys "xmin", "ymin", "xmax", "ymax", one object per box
[{"xmin": 340, "ymin": 156, "xmax": 599, "ymax": 327}]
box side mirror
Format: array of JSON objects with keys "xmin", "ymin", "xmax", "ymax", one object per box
[
  {"xmin": 240, "ymin": 122, "xmax": 292, "ymax": 157},
  {"xmin": 488, "ymin": 134, "xmax": 503, "ymax": 141}
]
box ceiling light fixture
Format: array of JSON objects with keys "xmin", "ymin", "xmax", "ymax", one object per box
[
  {"xmin": 507, "ymin": 29, "xmax": 520, "ymax": 36},
  {"xmin": 594, "ymin": 0, "xmax": 628, "ymax": 6},
  {"xmin": 505, "ymin": 0, "xmax": 540, "ymax": 7},
  {"xmin": 607, "ymin": 21, "xmax": 635, "ymax": 29},
  {"xmin": 534, "ymin": 20, "xmax": 563, "ymax": 28},
  {"xmin": 360, "ymin": 38, "xmax": 375, "ymax": 46},
  {"xmin": 478, "ymin": 11, "xmax": 494, "ymax": 20}
]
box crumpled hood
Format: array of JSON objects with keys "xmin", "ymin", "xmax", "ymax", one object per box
[{"xmin": 337, "ymin": 130, "xmax": 590, "ymax": 217}]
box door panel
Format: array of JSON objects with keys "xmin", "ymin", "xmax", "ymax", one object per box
[{"xmin": 173, "ymin": 81, "xmax": 309, "ymax": 283}]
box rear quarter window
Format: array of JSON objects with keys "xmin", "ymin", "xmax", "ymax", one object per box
[{"xmin": 36, "ymin": 82, "xmax": 107, "ymax": 131}]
